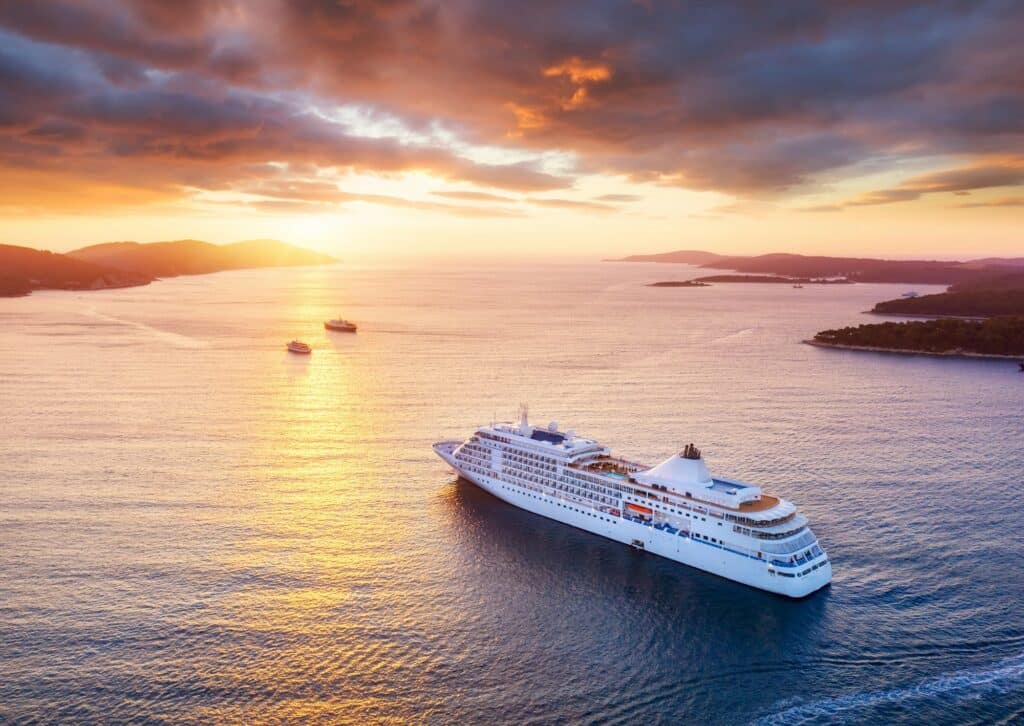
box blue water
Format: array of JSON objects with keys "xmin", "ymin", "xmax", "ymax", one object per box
[{"xmin": 1, "ymin": 260, "xmax": 1023, "ymax": 723}]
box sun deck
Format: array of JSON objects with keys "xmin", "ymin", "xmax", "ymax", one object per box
[
  {"xmin": 573, "ymin": 455, "xmax": 646, "ymax": 476},
  {"xmin": 612, "ymin": 473, "xmax": 784, "ymax": 516},
  {"xmin": 734, "ymin": 494, "xmax": 780, "ymax": 512}
]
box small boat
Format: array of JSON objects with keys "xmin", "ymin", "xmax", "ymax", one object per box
[
  {"xmin": 1019, "ymin": 361, "xmax": 1024, "ymax": 372},
  {"xmin": 902, "ymin": 291, "xmax": 919, "ymax": 298},
  {"xmin": 324, "ymin": 318, "xmax": 357, "ymax": 333},
  {"xmin": 792, "ymin": 283, "xmax": 804, "ymax": 289},
  {"xmin": 287, "ymin": 340, "xmax": 312, "ymax": 354}
]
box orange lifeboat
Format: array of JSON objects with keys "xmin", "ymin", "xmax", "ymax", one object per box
[{"xmin": 626, "ymin": 503, "xmax": 653, "ymax": 516}]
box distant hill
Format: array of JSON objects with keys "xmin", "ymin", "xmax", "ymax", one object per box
[
  {"xmin": 0, "ymin": 239, "xmax": 335, "ymax": 297},
  {"xmin": 611, "ymin": 250, "xmax": 728, "ymax": 265},
  {"xmin": 692, "ymin": 274, "xmax": 853, "ymax": 285},
  {"xmin": 872, "ymin": 289, "xmax": 1024, "ymax": 318},
  {"xmin": 69, "ymin": 238, "xmax": 335, "ymax": 277},
  {"xmin": 965, "ymin": 257, "xmax": 1024, "ymax": 268},
  {"xmin": 949, "ymin": 270, "xmax": 1024, "ymax": 293},
  {"xmin": 870, "ymin": 269, "xmax": 1024, "ymax": 317},
  {"xmin": 0, "ymin": 244, "xmax": 152, "ymax": 296},
  {"xmin": 610, "ymin": 249, "xmax": 1015, "ymax": 285}
]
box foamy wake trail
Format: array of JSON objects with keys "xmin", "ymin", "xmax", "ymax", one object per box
[
  {"xmin": 709, "ymin": 327, "xmax": 754, "ymax": 344},
  {"xmin": 754, "ymin": 651, "xmax": 1024, "ymax": 725},
  {"xmin": 84, "ymin": 308, "xmax": 207, "ymax": 349}
]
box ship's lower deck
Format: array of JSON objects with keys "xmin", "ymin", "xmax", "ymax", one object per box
[{"xmin": 434, "ymin": 442, "xmax": 831, "ymax": 598}]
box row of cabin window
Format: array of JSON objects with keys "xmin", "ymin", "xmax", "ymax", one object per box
[{"xmin": 500, "ymin": 485, "xmax": 618, "ymax": 523}]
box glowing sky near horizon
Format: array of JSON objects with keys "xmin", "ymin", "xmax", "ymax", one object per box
[{"xmin": 0, "ymin": 1, "xmax": 1022, "ymax": 258}]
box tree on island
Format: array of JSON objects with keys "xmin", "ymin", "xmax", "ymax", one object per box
[{"xmin": 813, "ymin": 317, "xmax": 1024, "ymax": 357}]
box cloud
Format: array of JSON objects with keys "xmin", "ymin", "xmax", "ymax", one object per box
[
  {"xmin": 0, "ymin": 0, "xmax": 1023, "ymax": 211},
  {"xmin": 594, "ymin": 193, "xmax": 640, "ymax": 202},
  {"xmin": 954, "ymin": 195, "xmax": 1024, "ymax": 208},
  {"xmin": 843, "ymin": 161, "xmax": 1024, "ymax": 207},
  {"xmin": 704, "ymin": 200, "xmax": 776, "ymax": 217},
  {"xmin": 431, "ymin": 190, "xmax": 516, "ymax": 202},
  {"xmin": 220, "ymin": 185, "xmax": 524, "ymax": 218},
  {"xmin": 798, "ymin": 204, "xmax": 843, "ymax": 213},
  {"xmin": 0, "ymin": 28, "xmax": 573, "ymax": 214},
  {"xmin": 527, "ymin": 197, "xmax": 614, "ymax": 211}
]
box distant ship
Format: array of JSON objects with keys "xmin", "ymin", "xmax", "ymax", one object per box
[
  {"xmin": 325, "ymin": 318, "xmax": 357, "ymax": 332},
  {"xmin": 792, "ymin": 283, "xmax": 804, "ymax": 288},
  {"xmin": 434, "ymin": 408, "xmax": 831, "ymax": 598},
  {"xmin": 901, "ymin": 291, "xmax": 919, "ymax": 298},
  {"xmin": 287, "ymin": 340, "xmax": 312, "ymax": 354}
]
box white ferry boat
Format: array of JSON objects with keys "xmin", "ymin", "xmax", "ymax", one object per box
[
  {"xmin": 434, "ymin": 408, "xmax": 831, "ymax": 598},
  {"xmin": 325, "ymin": 318, "xmax": 357, "ymax": 333}
]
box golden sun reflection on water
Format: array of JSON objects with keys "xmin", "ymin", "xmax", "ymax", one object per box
[{"xmin": 4, "ymin": 262, "xmax": 1024, "ymax": 723}]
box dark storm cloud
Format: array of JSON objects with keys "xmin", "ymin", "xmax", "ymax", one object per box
[{"xmin": 0, "ymin": 0, "xmax": 1022, "ymax": 208}]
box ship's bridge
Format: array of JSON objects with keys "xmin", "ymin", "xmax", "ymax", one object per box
[
  {"xmin": 632, "ymin": 444, "xmax": 763, "ymax": 510},
  {"xmin": 482, "ymin": 419, "xmax": 606, "ymax": 458}
]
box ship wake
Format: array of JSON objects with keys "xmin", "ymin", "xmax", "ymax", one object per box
[{"xmin": 755, "ymin": 650, "xmax": 1024, "ymax": 725}]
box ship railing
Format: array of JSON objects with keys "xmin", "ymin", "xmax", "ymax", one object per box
[{"xmin": 573, "ymin": 456, "xmax": 645, "ymax": 475}]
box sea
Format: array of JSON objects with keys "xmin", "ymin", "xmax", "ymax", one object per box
[{"xmin": 2, "ymin": 259, "xmax": 1023, "ymax": 724}]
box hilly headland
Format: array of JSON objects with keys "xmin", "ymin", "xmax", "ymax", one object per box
[
  {"xmin": 614, "ymin": 249, "xmax": 1024, "ymax": 286},
  {"xmin": 0, "ymin": 239, "xmax": 335, "ymax": 297}
]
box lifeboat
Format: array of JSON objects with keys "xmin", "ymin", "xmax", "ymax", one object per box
[{"xmin": 626, "ymin": 502, "xmax": 653, "ymax": 516}]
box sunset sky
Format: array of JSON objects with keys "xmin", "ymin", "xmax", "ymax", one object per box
[{"xmin": 1, "ymin": 0, "xmax": 1022, "ymax": 259}]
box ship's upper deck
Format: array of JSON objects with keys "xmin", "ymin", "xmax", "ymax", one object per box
[
  {"xmin": 479, "ymin": 421, "xmax": 607, "ymax": 459},
  {"xmin": 473, "ymin": 417, "xmax": 793, "ymax": 524}
]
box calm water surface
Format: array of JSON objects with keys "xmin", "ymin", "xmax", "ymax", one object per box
[{"xmin": 2, "ymin": 260, "xmax": 1023, "ymax": 724}]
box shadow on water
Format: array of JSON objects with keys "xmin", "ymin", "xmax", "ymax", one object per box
[{"xmin": 439, "ymin": 476, "xmax": 832, "ymax": 660}]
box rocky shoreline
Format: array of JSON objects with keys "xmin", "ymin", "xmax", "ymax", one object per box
[
  {"xmin": 802, "ymin": 338, "xmax": 1022, "ymax": 360},
  {"xmin": 866, "ymin": 311, "xmax": 989, "ymax": 321}
]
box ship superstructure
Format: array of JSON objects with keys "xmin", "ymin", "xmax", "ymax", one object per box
[{"xmin": 433, "ymin": 408, "xmax": 831, "ymax": 597}]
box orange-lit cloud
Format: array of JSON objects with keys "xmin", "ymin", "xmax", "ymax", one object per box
[
  {"xmin": 842, "ymin": 160, "xmax": 1024, "ymax": 207},
  {"xmin": 542, "ymin": 57, "xmax": 612, "ymax": 109},
  {"xmin": 0, "ymin": 0, "xmax": 1021, "ymax": 254},
  {"xmin": 506, "ymin": 103, "xmax": 548, "ymax": 134}
]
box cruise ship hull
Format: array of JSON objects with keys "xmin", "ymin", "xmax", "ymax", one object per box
[{"xmin": 434, "ymin": 442, "xmax": 831, "ymax": 599}]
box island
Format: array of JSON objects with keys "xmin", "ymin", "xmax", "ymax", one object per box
[
  {"xmin": 647, "ymin": 280, "xmax": 710, "ymax": 287},
  {"xmin": 611, "ymin": 249, "xmax": 1024, "ymax": 285},
  {"xmin": 698, "ymin": 275, "xmax": 851, "ymax": 284},
  {"xmin": 806, "ymin": 317, "xmax": 1024, "ymax": 359},
  {"xmin": 0, "ymin": 239, "xmax": 335, "ymax": 297},
  {"xmin": 649, "ymin": 275, "xmax": 854, "ymax": 287}
]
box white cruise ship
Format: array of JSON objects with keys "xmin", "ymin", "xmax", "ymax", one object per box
[{"xmin": 434, "ymin": 408, "xmax": 831, "ymax": 598}]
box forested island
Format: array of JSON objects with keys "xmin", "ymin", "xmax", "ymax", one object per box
[
  {"xmin": 871, "ymin": 271, "xmax": 1024, "ymax": 318},
  {"xmin": 808, "ymin": 317, "xmax": 1024, "ymax": 358},
  {"xmin": 0, "ymin": 239, "xmax": 335, "ymax": 297}
]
